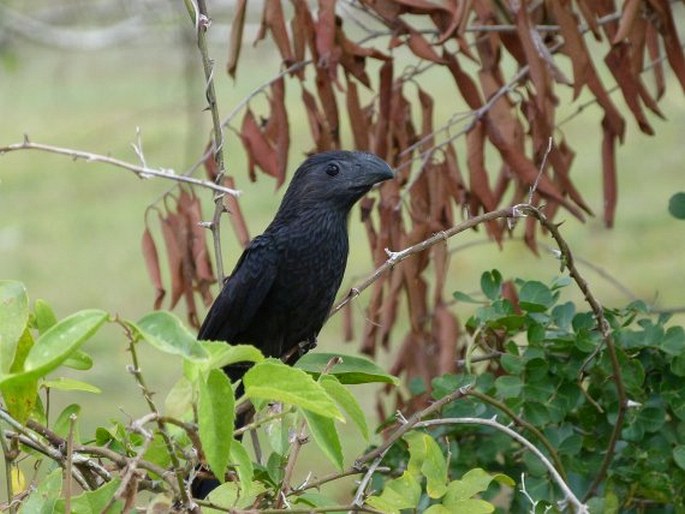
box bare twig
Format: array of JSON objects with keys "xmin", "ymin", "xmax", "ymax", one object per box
[
  {"xmin": 120, "ymin": 321, "xmax": 197, "ymax": 511},
  {"xmin": 64, "ymin": 414, "xmax": 78, "ymax": 511},
  {"xmin": 351, "ymin": 450, "xmax": 387, "ymax": 510},
  {"xmin": 0, "ymin": 422, "xmax": 17, "ymax": 514},
  {"xmin": 415, "ymin": 417, "xmax": 588, "ymax": 514},
  {"xmin": 0, "ymin": 139, "xmax": 239, "ymax": 197}
]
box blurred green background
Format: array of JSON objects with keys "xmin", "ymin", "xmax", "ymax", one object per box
[{"xmin": 1, "ymin": 0, "xmax": 684, "ymax": 499}]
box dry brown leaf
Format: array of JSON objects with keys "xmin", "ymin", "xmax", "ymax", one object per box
[
  {"xmin": 346, "ymin": 78, "xmax": 369, "ymax": 151},
  {"xmin": 315, "ymin": 66, "xmax": 340, "ymax": 147},
  {"xmin": 646, "ymin": 23, "xmax": 665, "ymax": 99},
  {"xmin": 227, "ymin": 0, "xmax": 247, "ymax": 78},
  {"xmin": 646, "ymin": 0, "xmax": 685, "ymax": 93},
  {"xmin": 613, "ymin": 0, "xmax": 641, "ymax": 44},
  {"xmin": 601, "ymin": 116, "xmax": 617, "ymax": 228},
  {"xmin": 159, "ymin": 212, "xmax": 185, "ymax": 310},
  {"xmin": 263, "ymin": 78, "xmax": 290, "ymax": 187},
  {"xmin": 442, "ymin": 50, "xmax": 483, "ymax": 110},
  {"xmin": 301, "ymin": 86, "xmax": 333, "ymax": 151},
  {"xmin": 241, "ymin": 108, "xmax": 280, "ymax": 180},
  {"xmin": 406, "ymin": 26, "xmax": 446, "ymax": 64},
  {"xmin": 255, "ymin": 0, "xmax": 294, "ymax": 65},
  {"xmin": 222, "ymin": 175, "xmax": 250, "ymax": 248},
  {"xmin": 433, "ymin": 302, "xmax": 458, "ymax": 376},
  {"xmin": 550, "ymin": 0, "xmax": 591, "ymax": 99},
  {"xmin": 141, "ymin": 227, "xmax": 165, "ymax": 310},
  {"xmin": 373, "ymin": 61, "xmax": 393, "ymax": 159},
  {"xmin": 316, "ymin": 0, "xmax": 338, "ymax": 72}
]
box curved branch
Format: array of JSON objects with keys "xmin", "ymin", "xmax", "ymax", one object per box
[{"xmin": 415, "ymin": 417, "xmax": 588, "ymax": 514}]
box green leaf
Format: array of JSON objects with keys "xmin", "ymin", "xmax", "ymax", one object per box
[
  {"xmin": 164, "ymin": 376, "xmax": 194, "ymax": 420},
  {"xmin": 444, "ymin": 468, "xmax": 514, "ymax": 504},
  {"xmin": 295, "ymin": 352, "xmax": 399, "ymax": 385},
  {"xmin": 134, "ymin": 311, "xmax": 208, "ymax": 362},
  {"xmin": 0, "ymin": 310, "xmax": 108, "ymax": 388},
  {"xmin": 480, "ymin": 270, "xmax": 502, "ymax": 301},
  {"xmin": 668, "ymin": 192, "xmax": 685, "ymax": 219},
  {"xmin": 662, "ymin": 326, "xmax": 685, "ymax": 356},
  {"xmin": 673, "ymin": 445, "xmax": 685, "ymax": 470},
  {"xmin": 42, "ymin": 377, "xmax": 101, "ymax": 394},
  {"xmin": 53, "ymin": 404, "xmax": 81, "ymax": 440},
  {"xmin": 423, "ymin": 506, "xmax": 453, "ymax": 514},
  {"xmin": 0, "ymin": 280, "xmax": 29, "ymax": 375},
  {"xmin": 34, "ymin": 299, "xmax": 57, "ymax": 334},
  {"xmin": 494, "ymin": 375, "xmax": 523, "ymax": 399},
  {"xmin": 230, "ymin": 440, "xmax": 255, "ymax": 495},
  {"xmin": 245, "ymin": 359, "xmax": 344, "ymax": 421},
  {"xmin": 404, "ymin": 431, "xmax": 448, "ymax": 498},
  {"xmin": 366, "ymin": 471, "xmax": 421, "ymax": 513},
  {"xmin": 199, "ymin": 341, "xmax": 263, "ymax": 370},
  {"xmin": 18, "ymin": 467, "xmax": 62, "ymax": 514},
  {"xmin": 54, "ymin": 478, "xmax": 122, "ymax": 513},
  {"xmin": 519, "ymin": 281, "xmax": 555, "ymax": 312},
  {"xmin": 198, "ymin": 369, "xmax": 235, "ymax": 483},
  {"xmin": 453, "ymin": 291, "xmax": 483, "ymax": 304},
  {"xmin": 444, "ymin": 499, "xmax": 495, "ymax": 513},
  {"xmin": 302, "ymin": 408, "xmax": 344, "ymax": 471},
  {"xmin": 320, "ymin": 375, "xmax": 369, "ymax": 440},
  {"xmin": 1, "ymin": 378, "xmax": 37, "ymax": 424},
  {"xmin": 63, "ymin": 350, "xmax": 93, "ymax": 371}
]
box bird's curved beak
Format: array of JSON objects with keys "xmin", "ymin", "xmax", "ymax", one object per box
[{"xmin": 357, "ymin": 153, "xmax": 394, "ymax": 186}]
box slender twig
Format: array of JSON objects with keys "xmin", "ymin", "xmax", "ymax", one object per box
[
  {"xmin": 528, "ymin": 137, "xmax": 554, "ymax": 204},
  {"xmin": 0, "ymin": 139, "xmax": 239, "ymax": 196},
  {"xmin": 120, "ymin": 322, "xmax": 197, "ymax": 511},
  {"xmin": 0, "ymin": 422, "xmax": 17, "ymax": 514},
  {"xmin": 356, "ymin": 384, "xmax": 472, "ymax": 466},
  {"xmin": 466, "ymin": 389, "xmax": 566, "ymax": 481},
  {"xmin": 351, "ymin": 450, "xmax": 387, "ymax": 510},
  {"xmin": 64, "ymin": 414, "xmax": 77, "ymax": 510},
  {"xmin": 414, "ymin": 417, "xmax": 588, "ymax": 514},
  {"xmin": 511, "ymin": 205, "xmax": 627, "ymax": 499},
  {"xmin": 330, "ymin": 208, "xmax": 515, "ymax": 317}
]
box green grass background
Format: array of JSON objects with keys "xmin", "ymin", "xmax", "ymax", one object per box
[{"xmin": 1, "ymin": 15, "xmax": 685, "ymax": 501}]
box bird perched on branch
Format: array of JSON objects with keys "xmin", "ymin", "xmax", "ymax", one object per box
[{"xmin": 198, "ymin": 150, "xmax": 393, "ymax": 384}]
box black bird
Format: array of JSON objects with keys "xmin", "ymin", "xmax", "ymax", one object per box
[{"xmin": 198, "ymin": 150, "xmax": 393, "ymax": 384}]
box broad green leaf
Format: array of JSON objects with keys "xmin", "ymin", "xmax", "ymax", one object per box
[
  {"xmin": 0, "ymin": 280, "xmax": 29, "ymax": 375},
  {"xmin": 662, "ymin": 326, "xmax": 685, "ymax": 356},
  {"xmin": 673, "ymin": 445, "xmax": 685, "ymax": 470},
  {"xmin": 668, "ymin": 192, "xmax": 685, "ymax": 219},
  {"xmin": 519, "ymin": 281, "xmax": 555, "ymax": 312},
  {"xmin": 445, "ymin": 499, "xmax": 495, "ymax": 513},
  {"xmin": 198, "ymin": 369, "xmax": 235, "ymax": 482},
  {"xmin": 134, "ymin": 311, "xmax": 208, "ymax": 362},
  {"xmin": 320, "ymin": 375, "xmax": 369, "ymax": 440},
  {"xmin": 205, "ymin": 482, "xmax": 239, "ymax": 512},
  {"xmin": 9, "ymin": 328, "xmax": 33, "ymax": 373},
  {"xmin": 366, "ymin": 471, "xmax": 421, "ymax": 513},
  {"xmin": 453, "ymin": 291, "xmax": 483, "ymax": 304},
  {"xmin": 143, "ymin": 433, "xmax": 171, "ymax": 474},
  {"xmin": 295, "ymin": 352, "xmax": 399, "ymax": 385},
  {"xmin": 164, "ymin": 376, "xmax": 194, "ymax": 420},
  {"xmin": 263, "ymin": 406, "xmax": 297, "ymax": 455},
  {"xmin": 245, "ymin": 359, "xmax": 344, "ymax": 421},
  {"xmin": 480, "ymin": 270, "xmax": 502, "ymax": 301},
  {"xmin": 0, "ymin": 310, "xmax": 108, "ymax": 387},
  {"xmin": 63, "ymin": 350, "xmax": 93, "ymax": 371},
  {"xmin": 444, "ymin": 468, "xmax": 514, "ymax": 504},
  {"xmin": 302, "ymin": 408, "xmax": 344, "ymax": 471},
  {"xmin": 34, "ymin": 299, "xmax": 57, "ymax": 334},
  {"xmin": 53, "ymin": 404, "xmax": 81, "ymax": 440},
  {"xmin": 494, "ymin": 375, "xmax": 523, "ymax": 399},
  {"xmin": 424, "ymin": 506, "xmax": 453, "ymax": 514},
  {"xmin": 54, "ymin": 478, "xmax": 122, "ymax": 514},
  {"xmin": 199, "ymin": 341, "xmax": 263, "ymax": 370},
  {"xmin": 2, "ymin": 378, "xmax": 37, "ymax": 424},
  {"xmin": 18, "ymin": 467, "xmax": 62, "ymax": 514},
  {"xmin": 42, "ymin": 377, "xmax": 101, "ymax": 394},
  {"xmin": 230, "ymin": 439, "xmax": 255, "ymax": 494},
  {"xmin": 404, "ymin": 431, "xmax": 448, "ymax": 498}
]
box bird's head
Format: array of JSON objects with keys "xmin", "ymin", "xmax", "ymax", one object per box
[{"xmin": 279, "ymin": 151, "xmax": 394, "ymax": 215}]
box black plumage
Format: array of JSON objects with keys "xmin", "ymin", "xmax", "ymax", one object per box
[{"xmin": 198, "ymin": 150, "xmax": 393, "ymax": 383}]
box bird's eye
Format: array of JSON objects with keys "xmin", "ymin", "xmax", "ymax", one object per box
[{"xmin": 325, "ymin": 163, "xmax": 340, "ymax": 176}]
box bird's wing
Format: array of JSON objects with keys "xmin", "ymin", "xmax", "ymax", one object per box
[{"xmin": 197, "ymin": 235, "xmax": 279, "ymax": 342}]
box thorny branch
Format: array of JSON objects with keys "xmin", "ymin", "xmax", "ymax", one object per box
[
  {"xmin": 0, "ymin": 139, "xmax": 239, "ymax": 197},
  {"xmin": 416, "ymin": 417, "xmax": 588, "ymax": 514}
]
